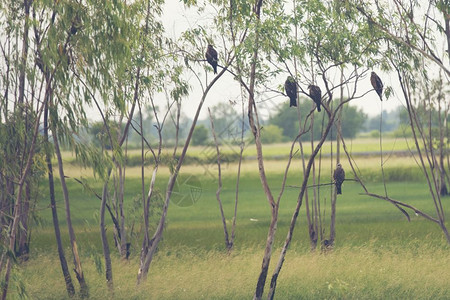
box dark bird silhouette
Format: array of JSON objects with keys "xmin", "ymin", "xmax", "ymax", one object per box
[
  {"xmin": 308, "ymin": 84, "xmax": 322, "ymax": 112},
  {"xmin": 370, "ymin": 71, "xmax": 383, "ymax": 101},
  {"xmin": 284, "ymin": 76, "xmax": 297, "ymax": 107},
  {"xmin": 333, "ymin": 163, "xmax": 345, "ymax": 195},
  {"xmin": 205, "ymin": 44, "xmax": 218, "ymax": 74}
]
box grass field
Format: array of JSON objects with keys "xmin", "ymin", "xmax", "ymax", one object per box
[{"xmin": 9, "ymin": 138, "xmax": 450, "ymax": 299}]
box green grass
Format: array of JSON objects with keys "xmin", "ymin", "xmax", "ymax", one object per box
[
  {"xmin": 10, "ymin": 146, "xmax": 450, "ymax": 299},
  {"xmin": 62, "ymin": 137, "xmax": 416, "ymax": 167}
]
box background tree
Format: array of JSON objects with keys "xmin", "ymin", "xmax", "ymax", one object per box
[
  {"xmin": 270, "ymin": 101, "xmax": 367, "ymax": 140},
  {"xmin": 260, "ymin": 124, "xmax": 284, "ymax": 144},
  {"xmin": 340, "ymin": 104, "xmax": 367, "ymax": 139},
  {"xmin": 192, "ymin": 124, "xmax": 210, "ymax": 146}
]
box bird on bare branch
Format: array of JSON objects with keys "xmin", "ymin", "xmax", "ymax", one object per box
[
  {"xmin": 308, "ymin": 84, "xmax": 322, "ymax": 112},
  {"xmin": 284, "ymin": 76, "xmax": 297, "ymax": 107},
  {"xmin": 205, "ymin": 44, "xmax": 218, "ymax": 74},
  {"xmin": 333, "ymin": 163, "xmax": 345, "ymax": 195},
  {"xmin": 370, "ymin": 71, "xmax": 383, "ymax": 101}
]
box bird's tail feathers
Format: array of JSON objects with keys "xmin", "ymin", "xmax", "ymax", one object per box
[{"xmin": 290, "ymin": 97, "xmax": 297, "ymax": 107}]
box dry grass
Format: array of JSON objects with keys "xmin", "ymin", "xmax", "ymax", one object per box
[{"xmin": 16, "ymin": 243, "xmax": 450, "ymax": 299}]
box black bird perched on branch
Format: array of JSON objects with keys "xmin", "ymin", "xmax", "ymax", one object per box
[
  {"xmin": 370, "ymin": 71, "xmax": 383, "ymax": 101},
  {"xmin": 308, "ymin": 84, "xmax": 322, "ymax": 112},
  {"xmin": 284, "ymin": 76, "xmax": 297, "ymax": 107},
  {"xmin": 205, "ymin": 44, "xmax": 218, "ymax": 74},
  {"xmin": 333, "ymin": 163, "xmax": 345, "ymax": 195}
]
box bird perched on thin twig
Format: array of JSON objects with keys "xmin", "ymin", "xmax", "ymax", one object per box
[
  {"xmin": 333, "ymin": 163, "xmax": 345, "ymax": 195},
  {"xmin": 308, "ymin": 84, "xmax": 322, "ymax": 112},
  {"xmin": 205, "ymin": 44, "xmax": 218, "ymax": 74},
  {"xmin": 284, "ymin": 76, "xmax": 297, "ymax": 107},
  {"xmin": 370, "ymin": 71, "xmax": 383, "ymax": 101}
]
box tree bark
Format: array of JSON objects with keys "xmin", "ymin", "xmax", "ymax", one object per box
[
  {"xmin": 44, "ymin": 102, "xmax": 75, "ymax": 297},
  {"xmin": 230, "ymin": 99, "xmax": 246, "ymax": 249},
  {"xmin": 329, "ymin": 70, "xmax": 344, "ymax": 247},
  {"xmin": 247, "ymin": 1, "xmax": 280, "ymax": 298},
  {"xmin": 100, "ymin": 181, "xmax": 113, "ymax": 290},
  {"xmin": 51, "ymin": 111, "xmax": 89, "ymax": 298}
]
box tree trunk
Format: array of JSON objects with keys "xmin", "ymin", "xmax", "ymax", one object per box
[
  {"xmin": 51, "ymin": 114, "xmax": 89, "ymax": 298},
  {"xmin": 437, "ymin": 80, "xmax": 448, "ymax": 196},
  {"xmin": 309, "ymin": 115, "xmax": 318, "ymax": 250},
  {"xmin": 100, "ymin": 182, "xmax": 113, "ymax": 290},
  {"xmin": 247, "ymin": 1, "xmax": 280, "ymax": 298},
  {"xmin": 254, "ymin": 208, "xmax": 277, "ymax": 299},
  {"xmin": 230, "ymin": 100, "xmax": 246, "ymax": 249},
  {"xmin": 329, "ymin": 70, "xmax": 344, "ymax": 247},
  {"xmin": 44, "ymin": 103, "xmax": 75, "ymax": 297},
  {"xmin": 119, "ymin": 166, "xmax": 128, "ymax": 258}
]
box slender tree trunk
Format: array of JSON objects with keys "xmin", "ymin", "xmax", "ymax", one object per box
[
  {"xmin": 246, "ymin": 2, "xmax": 281, "ymax": 299},
  {"xmin": 100, "ymin": 181, "xmax": 113, "ymax": 290},
  {"xmin": 329, "ymin": 69, "xmax": 344, "ymax": 247},
  {"xmin": 230, "ymin": 98, "xmax": 246, "ymax": 248},
  {"xmin": 51, "ymin": 113, "xmax": 89, "ymax": 298},
  {"xmin": 310, "ymin": 115, "xmax": 318, "ymax": 250},
  {"xmin": 437, "ymin": 80, "xmax": 448, "ymax": 196},
  {"xmin": 296, "ymin": 114, "xmax": 312, "ymax": 249},
  {"xmin": 119, "ymin": 165, "xmax": 128, "ymax": 258},
  {"xmin": 44, "ymin": 103, "xmax": 75, "ymax": 297}
]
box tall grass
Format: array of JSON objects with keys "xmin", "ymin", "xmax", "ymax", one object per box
[{"xmin": 15, "ymin": 242, "xmax": 450, "ymax": 299}]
